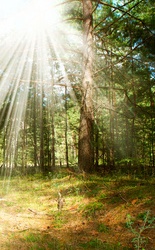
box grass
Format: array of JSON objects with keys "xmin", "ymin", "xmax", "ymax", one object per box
[
  {"xmin": 80, "ymin": 201, "xmax": 104, "ymax": 218},
  {"xmin": 97, "ymin": 223, "xmax": 109, "ymax": 233},
  {"xmin": 80, "ymin": 239, "xmax": 129, "ymax": 250},
  {"xmin": 0, "ymin": 170, "xmax": 155, "ymax": 249}
]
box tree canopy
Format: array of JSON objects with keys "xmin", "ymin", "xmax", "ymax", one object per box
[{"xmin": 0, "ymin": 0, "xmax": 154, "ymax": 175}]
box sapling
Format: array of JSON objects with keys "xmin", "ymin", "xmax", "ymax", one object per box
[{"xmin": 126, "ymin": 210, "xmax": 155, "ymax": 250}]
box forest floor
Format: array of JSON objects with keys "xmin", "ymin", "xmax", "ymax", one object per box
[{"xmin": 0, "ymin": 170, "xmax": 155, "ymax": 250}]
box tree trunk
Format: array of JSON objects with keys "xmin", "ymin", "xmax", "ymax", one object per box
[
  {"xmin": 65, "ymin": 85, "xmax": 69, "ymax": 168},
  {"xmin": 51, "ymin": 111, "xmax": 55, "ymax": 169},
  {"xmin": 78, "ymin": 0, "xmax": 94, "ymax": 172},
  {"xmin": 33, "ymin": 84, "xmax": 38, "ymax": 170},
  {"xmin": 40, "ymin": 87, "xmax": 44, "ymax": 172}
]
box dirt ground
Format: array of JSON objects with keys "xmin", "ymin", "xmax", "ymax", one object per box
[
  {"xmin": 0, "ymin": 200, "xmax": 155, "ymax": 250},
  {"xmin": 0, "ymin": 175, "xmax": 155, "ymax": 250}
]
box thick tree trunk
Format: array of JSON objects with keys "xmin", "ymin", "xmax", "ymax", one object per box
[{"xmin": 78, "ymin": 0, "xmax": 94, "ymax": 172}]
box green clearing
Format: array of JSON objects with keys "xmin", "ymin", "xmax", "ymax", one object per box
[{"xmin": 0, "ymin": 171, "xmax": 155, "ymax": 250}]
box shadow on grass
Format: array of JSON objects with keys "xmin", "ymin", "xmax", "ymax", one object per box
[
  {"xmin": 59, "ymin": 172, "xmax": 155, "ymax": 211},
  {"xmin": 1, "ymin": 172, "xmax": 155, "ymax": 250},
  {"xmin": 6, "ymin": 229, "xmax": 132, "ymax": 250},
  {"xmin": 5, "ymin": 230, "xmax": 73, "ymax": 250}
]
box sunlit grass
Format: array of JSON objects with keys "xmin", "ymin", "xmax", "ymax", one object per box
[{"xmin": 0, "ymin": 172, "xmax": 155, "ymax": 249}]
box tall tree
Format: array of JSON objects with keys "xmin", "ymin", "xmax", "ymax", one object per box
[{"xmin": 78, "ymin": 0, "xmax": 94, "ymax": 172}]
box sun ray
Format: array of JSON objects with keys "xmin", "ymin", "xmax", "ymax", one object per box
[{"xmin": 0, "ymin": 0, "xmax": 83, "ymax": 172}]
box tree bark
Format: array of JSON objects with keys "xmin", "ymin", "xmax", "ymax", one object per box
[
  {"xmin": 65, "ymin": 85, "xmax": 69, "ymax": 168},
  {"xmin": 78, "ymin": 0, "xmax": 94, "ymax": 172},
  {"xmin": 40, "ymin": 87, "xmax": 44, "ymax": 172}
]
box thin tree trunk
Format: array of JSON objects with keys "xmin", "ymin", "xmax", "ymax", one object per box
[
  {"xmin": 65, "ymin": 85, "xmax": 69, "ymax": 168},
  {"xmin": 51, "ymin": 111, "xmax": 55, "ymax": 169},
  {"xmin": 109, "ymin": 49, "xmax": 115, "ymax": 170},
  {"xmin": 22, "ymin": 120, "xmax": 27, "ymax": 173},
  {"xmin": 40, "ymin": 87, "xmax": 44, "ymax": 172},
  {"xmin": 33, "ymin": 84, "xmax": 38, "ymax": 170}
]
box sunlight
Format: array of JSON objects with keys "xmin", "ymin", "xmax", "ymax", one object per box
[
  {"xmin": 19, "ymin": 0, "xmax": 61, "ymax": 34},
  {"xmin": 0, "ymin": 0, "xmax": 82, "ymax": 168},
  {"xmin": 1, "ymin": 0, "xmax": 61, "ymax": 35},
  {"xmin": 0, "ymin": 0, "xmax": 61, "ymax": 166}
]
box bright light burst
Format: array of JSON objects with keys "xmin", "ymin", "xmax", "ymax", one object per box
[
  {"xmin": 1, "ymin": 0, "xmax": 61, "ymax": 36},
  {"xmin": 0, "ymin": 0, "xmax": 82, "ymax": 168},
  {"xmin": 13, "ymin": 0, "xmax": 60, "ymax": 34}
]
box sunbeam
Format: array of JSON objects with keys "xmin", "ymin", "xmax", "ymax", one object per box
[{"xmin": 0, "ymin": 0, "xmax": 82, "ymax": 172}]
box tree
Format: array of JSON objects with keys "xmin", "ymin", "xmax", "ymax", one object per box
[
  {"xmin": 78, "ymin": 0, "xmax": 94, "ymax": 172},
  {"xmin": 0, "ymin": 0, "xmax": 155, "ymax": 176}
]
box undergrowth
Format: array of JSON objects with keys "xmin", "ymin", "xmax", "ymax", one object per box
[
  {"xmin": 126, "ymin": 211, "xmax": 155, "ymax": 250},
  {"xmin": 0, "ymin": 171, "xmax": 155, "ymax": 250}
]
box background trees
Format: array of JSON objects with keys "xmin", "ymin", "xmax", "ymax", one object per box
[{"xmin": 0, "ymin": 0, "xmax": 154, "ymax": 175}]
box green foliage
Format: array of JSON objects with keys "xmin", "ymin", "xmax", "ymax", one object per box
[
  {"xmin": 24, "ymin": 233, "xmax": 41, "ymax": 243},
  {"xmin": 97, "ymin": 223, "xmax": 109, "ymax": 233},
  {"xmin": 23, "ymin": 233, "xmax": 71, "ymax": 250},
  {"xmin": 81, "ymin": 201, "xmax": 104, "ymax": 217},
  {"xmin": 126, "ymin": 211, "xmax": 155, "ymax": 250},
  {"xmin": 47, "ymin": 238, "xmax": 62, "ymax": 250},
  {"xmin": 80, "ymin": 238, "xmax": 128, "ymax": 250},
  {"xmin": 0, "ymin": 174, "xmax": 155, "ymax": 249},
  {"xmin": 53, "ymin": 213, "xmax": 67, "ymax": 228},
  {"xmin": 0, "ymin": 0, "xmax": 154, "ymax": 176},
  {"xmin": 97, "ymin": 193, "xmax": 107, "ymax": 201}
]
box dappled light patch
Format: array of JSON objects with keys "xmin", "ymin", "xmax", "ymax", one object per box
[{"xmin": 0, "ymin": 172, "xmax": 155, "ymax": 249}]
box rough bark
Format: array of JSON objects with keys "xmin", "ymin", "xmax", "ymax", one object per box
[{"xmin": 78, "ymin": 0, "xmax": 94, "ymax": 172}]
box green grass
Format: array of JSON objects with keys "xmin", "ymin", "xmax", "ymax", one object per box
[
  {"xmin": 97, "ymin": 223, "xmax": 109, "ymax": 233},
  {"xmin": 80, "ymin": 201, "xmax": 104, "ymax": 217},
  {"xmin": 0, "ymin": 171, "xmax": 155, "ymax": 250},
  {"xmin": 80, "ymin": 239, "xmax": 130, "ymax": 250},
  {"xmin": 24, "ymin": 232, "xmax": 41, "ymax": 243}
]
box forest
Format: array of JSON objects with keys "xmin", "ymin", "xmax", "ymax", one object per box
[
  {"xmin": 0, "ymin": 0, "xmax": 154, "ymax": 176},
  {"xmin": 0, "ymin": 0, "xmax": 155, "ymax": 249}
]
